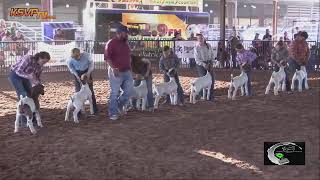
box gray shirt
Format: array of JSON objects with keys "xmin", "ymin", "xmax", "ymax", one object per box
[
  {"xmin": 194, "ymin": 43, "xmax": 215, "ymax": 67},
  {"xmin": 159, "ymin": 53, "xmax": 180, "ymax": 74}
]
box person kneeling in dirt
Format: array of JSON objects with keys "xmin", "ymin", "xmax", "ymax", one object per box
[
  {"xmin": 131, "ymin": 55, "xmax": 154, "ymax": 111},
  {"xmin": 159, "ymin": 45, "xmax": 185, "ymax": 106},
  {"xmin": 235, "ymin": 44, "xmax": 257, "ymax": 96},
  {"xmin": 8, "ymin": 51, "xmax": 51, "ymax": 126},
  {"xmin": 271, "ymin": 40, "xmax": 291, "ymax": 92},
  {"xmin": 67, "ymin": 48, "xmax": 98, "ymax": 115}
]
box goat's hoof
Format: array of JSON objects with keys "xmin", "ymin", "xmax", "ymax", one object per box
[
  {"xmin": 31, "ymin": 131, "xmax": 37, "ymax": 135},
  {"xmin": 39, "ymin": 124, "xmax": 44, "ymax": 128},
  {"xmin": 65, "ymin": 119, "xmax": 69, "ymax": 121},
  {"xmin": 74, "ymin": 120, "xmax": 79, "ymax": 124},
  {"xmin": 14, "ymin": 130, "xmax": 18, "ymax": 133},
  {"xmin": 232, "ymin": 98, "xmax": 236, "ymax": 100}
]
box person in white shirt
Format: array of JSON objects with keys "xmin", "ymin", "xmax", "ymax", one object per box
[{"xmin": 194, "ymin": 33, "xmax": 215, "ymax": 101}]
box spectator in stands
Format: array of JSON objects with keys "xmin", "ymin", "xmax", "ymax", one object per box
[
  {"xmin": 67, "ymin": 48, "xmax": 98, "ymax": 115},
  {"xmin": 172, "ymin": 32, "xmax": 184, "ymax": 41},
  {"xmin": 10, "ymin": 22, "xmax": 18, "ymax": 38},
  {"xmin": 194, "ymin": 33, "xmax": 215, "ymax": 101},
  {"xmin": 262, "ymin": 29, "xmax": 272, "ymax": 63},
  {"xmin": 8, "ymin": 51, "xmax": 50, "ymax": 126},
  {"xmin": 271, "ymin": 40, "xmax": 291, "ymax": 91},
  {"xmin": 159, "ymin": 45, "xmax": 184, "ymax": 105},
  {"xmin": 131, "ymin": 55, "xmax": 154, "ymax": 111},
  {"xmin": 104, "ymin": 24, "xmax": 134, "ymax": 121},
  {"xmin": 284, "ymin": 31, "xmax": 291, "ymax": 45},
  {"xmin": 12, "ymin": 30, "xmax": 27, "ymax": 56},
  {"xmin": 0, "ymin": 19, "xmax": 6, "ymax": 29},
  {"xmin": 54, "ymin": 29, "xmax": 65, "ymax": 45},
  {"xmin": 288, "ymin": 31, "xmax": 310, "ymax": 89},
  {"xmin": 0, "ymin": 27, "xmax": 5, "ymax": 41},
  {"xmin": 227, "ymin": 32, "xmax": 239, "ymax": 68},
  {"xmin": 2, "ymin": 31, "xmax": 12, "ymax": 41},
  {"xmin": 216, "ymin": 41, "xmax": 229, "ymax": 68},
  {"xmin": 252, "ymin": 33, "xmax": 262, "ymax": 50},
  {"xmin": 235, "ymin": 43, "xmax": 257, "ymax": 96}
]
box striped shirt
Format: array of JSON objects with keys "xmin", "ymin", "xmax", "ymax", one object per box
[{"xmin": 11, "ymin": 55, "xmax": 42, "ymax": 83}]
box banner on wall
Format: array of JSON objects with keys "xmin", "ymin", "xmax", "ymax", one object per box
[
  {"xmin": 175, "ymin": 41, "xmax": 196, "ymax": 58},
  {"xmin": 37, "ymin": 42, "xmax": 76, "ymax": 66},
  {"xmin": 122, "ymin": 13, "xmax": 188, "ymax": 39}
]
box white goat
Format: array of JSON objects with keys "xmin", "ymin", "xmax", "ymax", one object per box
[
  {"xmin": 228, "ymin": 71, "xmax": 248, "ymax": 100},
  {"xmin": 14, "ymin": 95, "xmax": 43, "ymax": 134},
  {"xmin": 130, "ymin": 80, "xmax": 148, "ymax": 111},
  {"xmin": 190, "ymin": 70, "xmax": 212, "ymax": 104},
  {"xmin": 265, "ymin": 66, "xmax": 286, "ymax": 95},
  {"xmin": 291, "ymin": 66, "xmax": 309, "ymax": 92},
  {"xmin": 65, "ymin": 75, "xmax": 94, "ymax": 123},
  {"xmin": 153, "ymin": 69, "xmax": 178, "ymax": 109}
]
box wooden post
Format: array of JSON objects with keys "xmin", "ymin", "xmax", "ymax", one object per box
[
  {"xmin": 220, "ymin": 0, "xmax": 226, "ymax": 45},
  {"xmin": 272, "ymin": 0, "xmax": 279, "ymax": 40}
]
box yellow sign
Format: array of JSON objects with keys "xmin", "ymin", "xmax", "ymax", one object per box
[{"xmin": 9, "ymin": 8, "xmax": 56, "ymax": 20}]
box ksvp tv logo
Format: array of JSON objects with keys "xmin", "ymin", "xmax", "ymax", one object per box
[{"xmin": 10, "ymin": 8, "xmax": 56, "ymax": 20}]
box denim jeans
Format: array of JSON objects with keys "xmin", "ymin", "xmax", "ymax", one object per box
[
  {"xmin": 288, "ymin": 59, "xmax": 306, "ymax": 89},
  {"xmin": 132, "ymin": 75, "xmax": 154, "ymax": 108},
  {"xmin": 8, "ymin": 70, "xmax": 32, "ymax": 126},
  {"xmin": 196, "ymin": 65, "xmax": 214, "ymax": 100},
  {"xmin": 163, "ymin": 73, "xmax": 184, "ymax": 104},
  {"xmin": 108, "ymin": 68, "xmax": 134, "ymax": 117},
  {"xmin": 74, "ymin": 70, "xmax": 98, "ymax": 113}
]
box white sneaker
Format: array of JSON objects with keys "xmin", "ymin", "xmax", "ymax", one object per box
[{"xmin": 109, "ymin": 115, "xmax": 119, "ymax": 121}]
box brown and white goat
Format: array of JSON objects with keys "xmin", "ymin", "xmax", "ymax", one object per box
[{"xmin": 14, "ymin": 84, "xmax": 45, "ymax": 134}]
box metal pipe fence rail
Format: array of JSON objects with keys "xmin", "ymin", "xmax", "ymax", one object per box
[{"xmin": 0, "ymin": 40, "xmax": 319, "ymax": 77}]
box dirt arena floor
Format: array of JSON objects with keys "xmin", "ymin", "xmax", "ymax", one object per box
[{"xmin": 0, "ymin": 69, "xmax": 319, "ymax": 180}]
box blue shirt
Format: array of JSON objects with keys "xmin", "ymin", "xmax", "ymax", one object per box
[{"xmin": 67, "ymin": 52, "xmax": 94, "ymax": 75}]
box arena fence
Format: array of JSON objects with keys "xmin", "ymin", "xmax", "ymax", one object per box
[{"xmin": 0, "ymin": 40, "xmax": 319, "ymax": 77}]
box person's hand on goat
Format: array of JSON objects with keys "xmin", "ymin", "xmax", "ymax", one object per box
[{"xmin": 112, "ymin": 68, "xmax": 120, "ymax": 77}]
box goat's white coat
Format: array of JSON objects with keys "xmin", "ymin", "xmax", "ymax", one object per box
[
  {"xmin": 265, "ymin": 66, "xmax": 286, "ymax": 95},
  {"xmin": 190, "ymin": 71, "xmax": 212, "ymax": 104},
  {"xmin": 130, "ymin": 80, "xmax": 148, "ymax": 111},
  {"xmin": 14, "ymin": 95, "xmax": 43, "ymax": 134},
  {"xmin": 228, "ymin": 71, "xmax": 249, "ymax": 100},
  {"xmin": 291, "ymin": 66, "xmax": 309, "ymax": 92},
  {"xmin": 65, "ymin": 83, "xmax": 94, "ymax": 123},
  {"xmin": 153, "ymin": 76, "xmax": 178, "ymax": 109}
]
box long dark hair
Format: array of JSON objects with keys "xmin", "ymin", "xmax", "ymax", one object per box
[
  {"xmin": 131, "ymin": 55, "xmax": 145, "ymax": 74},
  {"xmin": 197, "ymin": 33, "xmax": 209, "ymax": 49},
  {"xmin": 32, "ymin": 51, "xmax": 50, "ymax": 63}
]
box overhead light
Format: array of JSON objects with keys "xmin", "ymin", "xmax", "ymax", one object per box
[
  {"xmin": 209, "ymin": 10, "xmax": 213, "ymax": 13},
  {"xmin": 66, "ymin": 4, "xmax": 70, "ymax": 8},
  {"xmin": 243, "ymin": 5, "xmax": 247, "ymax": 8},
  {"xmin": 277, "ymin": 6, "xmax": 280, "ymax": 9},
  {"xmin": 26, "ymin": 2, "xmax": 30, "ymax": 6},
  {"xmin": 251, "ymin": 5, "xmax": 256, "ymax": 9},
  {"xmin": 154, "ymin": 6, "xmax": 159, "ymax": 10},
  {"xmin": 205, "ymin": 3, "xmax": 208, "ymax": 7}
]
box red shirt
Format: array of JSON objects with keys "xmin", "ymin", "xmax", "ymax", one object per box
[{"xmin": 104, "ymin": 38, "xmax": 131, "ymax": 72}]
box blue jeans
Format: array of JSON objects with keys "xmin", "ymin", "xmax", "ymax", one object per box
[
  {"xmin": 8, "ymin": 71, "xmax": 32, "ymax": 126},
  {"xmin": 164, "ymin": 73, "xmax": 184, "ymax": 104},
  {"xmin": 196, "ymin": 65, "xmax": 214, "ymax": 100},
  {"xmin": 132, "ymin": 75, "xmax": 154, "ymax": 108},
  {"xmin": 108, "ymin": 69, "xmax": 134, "ymax": 117}
]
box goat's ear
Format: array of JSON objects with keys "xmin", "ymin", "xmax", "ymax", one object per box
[{"xmin": 19, "ymin": 95, "xmax": 24, "ymax": 100}]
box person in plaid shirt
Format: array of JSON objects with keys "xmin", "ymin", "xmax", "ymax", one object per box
[
  {"xmin": 235, "ymin": 44, "xmax": 257, "ymax": 96},
  {"xmin": 8, "ymin": 51, "xmax": 50, "ymax": 126}
]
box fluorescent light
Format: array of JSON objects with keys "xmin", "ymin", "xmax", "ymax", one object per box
[
  {"xmin": 251, "ymin": 5, "xmax": 256, "ymax": 9},
  {"xmin": 66, "ymin": 4, "xmax": 70, "ymax": 8},
  {"xmin": 244, "ymin": 5, "xmax": 247, "ymax": 8},
  {"xmin": 209, "ymin": 10, "xmax": 213, "ymax": 13},
  {"xmin": 205, "ymin": 3, "xmax": 208, "ymax": 7},
  {"xmin": 154, "ymin": 6, "xmax": 159, "ymax": 10},
  {"xmin": 26, "ymin": 2, "xmax": 30, "ymax": 6},
  {"xmin": 277, "ymin": 6, "xmax": 280, "ymax": 9}
]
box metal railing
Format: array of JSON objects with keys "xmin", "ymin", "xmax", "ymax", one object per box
[{"xmin": 0, "ymin": 40, "xmax": 319, "ymax": 77}]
